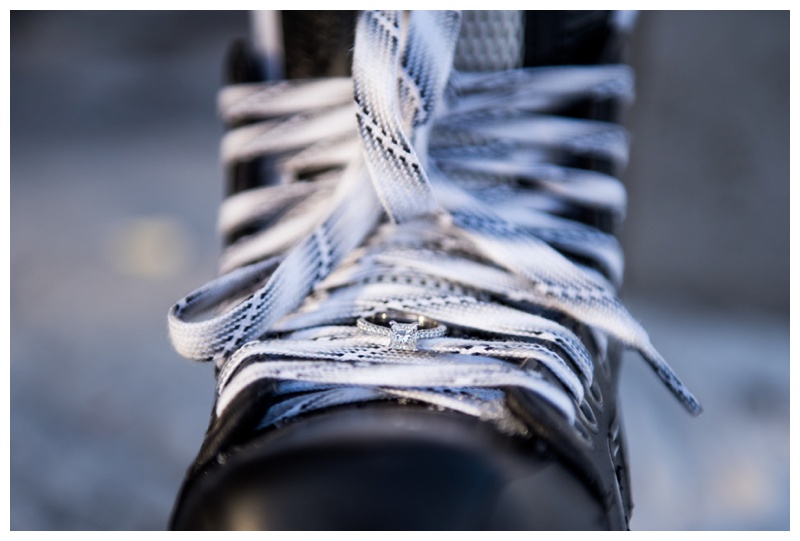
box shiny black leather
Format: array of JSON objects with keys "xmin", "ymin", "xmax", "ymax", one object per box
[{"xmin": 172, "ymin": 407, "xmax": 615, "ymax": 530}]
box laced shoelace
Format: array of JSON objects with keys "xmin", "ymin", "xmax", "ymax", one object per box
[{"xmin": 168, "ymin": 10, "xmax": 700, "ymax": 439}]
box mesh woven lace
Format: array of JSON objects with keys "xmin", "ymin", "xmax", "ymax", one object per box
[{"xmin": 168, "ymin": 10, "xmax": 700, "ymax": 438}]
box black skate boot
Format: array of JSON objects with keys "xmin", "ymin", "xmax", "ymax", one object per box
[{"xmin": 167, "ymin": 10, "xmax": 700, "ymax": 530}]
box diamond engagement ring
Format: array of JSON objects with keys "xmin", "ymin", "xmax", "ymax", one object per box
[{"xmin": 356, "ymin": 311, "xmax": 447, "ymax": 351}]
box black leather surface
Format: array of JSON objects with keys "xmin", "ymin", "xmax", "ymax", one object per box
[{"xmin": 171, "ymin": 407, "xmax": 611, "ymax": 530}]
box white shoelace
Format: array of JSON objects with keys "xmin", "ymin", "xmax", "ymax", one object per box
[{"xmin": 168, "ymin": 11, "xmax": 700, "ymax": 439}]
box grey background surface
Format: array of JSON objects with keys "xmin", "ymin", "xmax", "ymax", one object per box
[{"xmin": 10, "ymin": 11, "xmax": 789, "ymax": 530}]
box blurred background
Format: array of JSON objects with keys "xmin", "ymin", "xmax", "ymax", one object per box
[{"xmin": 10, "ymin": 11, "xmax": 789, "ymax": 530}]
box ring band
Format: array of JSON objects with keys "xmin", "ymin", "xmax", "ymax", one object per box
[{"xmin": 357, "ymin": 311, "xmax": 447, "ymax": 351}]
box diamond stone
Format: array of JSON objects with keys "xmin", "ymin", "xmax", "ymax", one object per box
[{"xmin": 388, "ymin": 321, "xmax": 418, "ymax": 351}]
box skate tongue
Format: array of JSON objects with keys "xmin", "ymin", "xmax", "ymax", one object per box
[
  {"xmin": 247, "ymin": 11, "xmax": 619, "ymax": 82},
  {"xmin": 450, "ymin": 11, "xmax": 619, "ymax": 73},
  {"xmin": 278, "ymin": 11, "xmax": 614, "ymax": 77}
]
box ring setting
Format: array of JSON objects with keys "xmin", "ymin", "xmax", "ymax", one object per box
[{"xmin": 357, "ymin": 311, "xmax": 447, "ymax": 351}]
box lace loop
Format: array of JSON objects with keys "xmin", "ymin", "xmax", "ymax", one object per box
[{"xmin": 168, "ymin": 10, "xmax": 700, "ymax": 439}]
